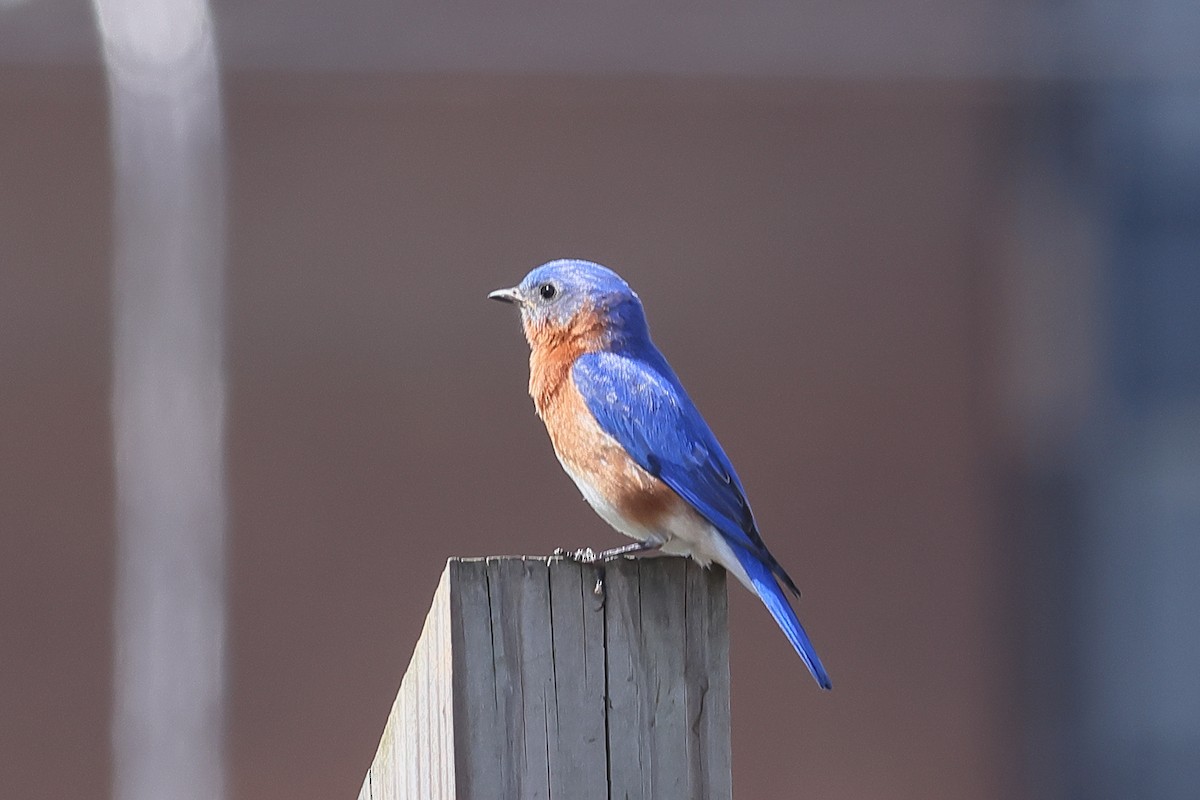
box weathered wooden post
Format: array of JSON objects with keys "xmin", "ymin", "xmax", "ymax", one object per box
[{"xmin": 356, "ymin": 556, "xmax": 731, "ymax": 800}]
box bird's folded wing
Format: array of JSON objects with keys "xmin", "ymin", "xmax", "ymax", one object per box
[{"xmin": 571, "ymin": 350, "xmax": 774, "ymax": 563}]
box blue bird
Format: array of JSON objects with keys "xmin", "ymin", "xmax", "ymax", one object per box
[{"xmin": 489, "ymin": 259, "xmax": 831, "ymax": 689}]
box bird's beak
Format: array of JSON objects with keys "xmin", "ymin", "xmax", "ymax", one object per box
[{"xmin": 487, "ymin": 287, "xmax": 524, "ymax": 306}]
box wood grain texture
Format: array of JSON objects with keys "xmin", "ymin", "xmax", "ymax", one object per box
[
  {"xmin": 359, "ymin": 564, "xmax": 455, "ymax": 800},
  {"xmin": 604, "ymin": 558, "xmax": 731, "ymax": 800},
  {"xmin": 358, "ymin": 556, "xmax": 730, "ymax": 799}
]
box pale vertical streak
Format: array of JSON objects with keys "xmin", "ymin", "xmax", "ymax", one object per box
[{"xmin": 91, "ymin": 2, "xmax": 228, "ymax": 800}]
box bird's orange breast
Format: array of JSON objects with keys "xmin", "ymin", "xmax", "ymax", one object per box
[{"xmin": 527, "ymin": 316, "xmax": 680, "ymax": 531}]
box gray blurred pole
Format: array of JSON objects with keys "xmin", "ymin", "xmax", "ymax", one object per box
[{"xmin": 91, "ymin": 2, "xmax": 228, "ymax": 800}]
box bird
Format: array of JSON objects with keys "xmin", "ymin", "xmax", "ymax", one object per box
[{"xmin": 488, "ymin": 259, "xmax": 832, "ymax": 690}]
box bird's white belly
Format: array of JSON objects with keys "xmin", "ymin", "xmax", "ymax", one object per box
[
  {"xmin": 559, "ymin": 457, "xmax": 660, "ymax": 542},
  {"xmin": 558, "ymin": 457, "xmax": 754, "ymax": 590}
]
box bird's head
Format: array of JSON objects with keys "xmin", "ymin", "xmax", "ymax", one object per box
[{"xmin": 489, "ymin": 259, "xmax": 649, "ymax": 351}]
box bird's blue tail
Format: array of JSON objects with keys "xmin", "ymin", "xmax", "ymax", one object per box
[{"xmin": 732, "ymin": 545, "xmax": 832, "ymax": 690}]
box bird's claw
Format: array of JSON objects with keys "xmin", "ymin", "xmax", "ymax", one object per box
[
  {"xmin": 553, "ymin": 546, "xmax": 598, "ymax": 564},
  {"xmin": 553, "ymin": 547, "xmax": 607, "ymax": 599}
]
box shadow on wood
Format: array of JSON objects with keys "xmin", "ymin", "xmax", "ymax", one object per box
[{"xmin": 357, "ymin": 556, "xmax": 731, "ymax": 800}]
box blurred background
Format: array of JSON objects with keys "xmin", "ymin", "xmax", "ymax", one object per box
[{"xmin": 2, "ymin": 1, "xmax": 1198, "ymax": 799}]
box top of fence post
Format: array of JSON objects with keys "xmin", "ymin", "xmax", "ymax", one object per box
[{"xmin": 357, "ymin": 555, "xmax": 731, "ymax": 800}]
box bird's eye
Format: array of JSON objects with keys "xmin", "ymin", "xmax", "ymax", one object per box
[{"xmin": 539, "ymin": 283, "xmax": 557, "ymax": 300}]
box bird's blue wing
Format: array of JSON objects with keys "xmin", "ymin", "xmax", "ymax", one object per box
[
  {"xmin": 572, "ymin": 350, "xmax": 831, "ymax": 689},
  {"xmin": 571, "ymin": 350, "xmax": 793, "ymax": 591}
]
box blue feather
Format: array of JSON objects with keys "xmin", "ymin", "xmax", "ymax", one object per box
[
  {"xmin": 572, "ymin": 351, "xmax": 763, "ymax": 553},
  {"xmin": 572, "ymin": 349, "xmax": 831, "ymax": 688},
  {"xmin": 732, "ymin": 544, "xmax": 832, "ymax": 689}
]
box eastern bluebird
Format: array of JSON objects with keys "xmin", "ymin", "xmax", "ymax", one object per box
[{"xmin": 489, "ymin": 259, "xmax": 832, "ymax": 689}]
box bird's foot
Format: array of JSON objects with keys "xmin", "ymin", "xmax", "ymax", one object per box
[
  {"xmin": 553, "ymin": 547, "xmax": 607, "ymax": 597},
  {"xmin": 553, "ymin": 546, "xmax": 599, "ymax": 564}
]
